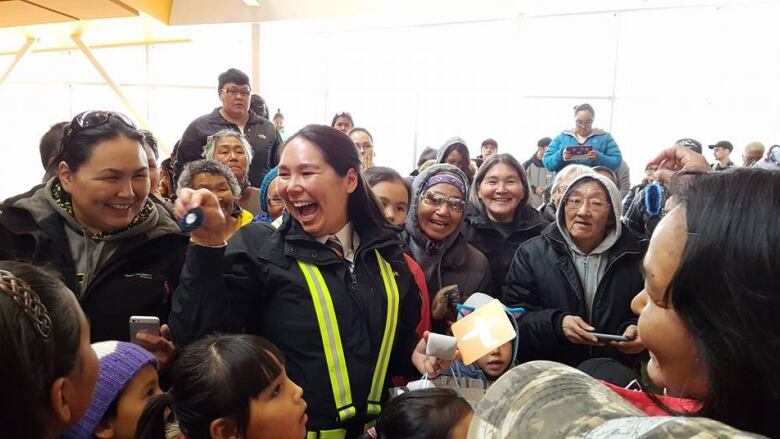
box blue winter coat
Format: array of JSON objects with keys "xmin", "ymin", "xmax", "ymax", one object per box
[{"xmin": 543, "ymin": 128, "xmax": 622, "ymax": 172}]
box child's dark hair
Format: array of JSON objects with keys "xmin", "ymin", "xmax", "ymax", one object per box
[
  {"xmin": 374, "ymin": 388, "xmax": 472, "ymax": 439},
  {"xmin": 364, "ymin": 166, "xmax": 411, "ymax": 205},
  {"xmin": 136, "ymin": 334, "xmax": 284, "ymax": 439},
  {"xmin": 0, "ymin": 261, "xmax": 83, "ymax": 439}
]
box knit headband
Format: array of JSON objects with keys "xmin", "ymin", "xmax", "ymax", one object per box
[{"xmin": 421, "ymin": 173, "xmax": 466, "ymax": 196}]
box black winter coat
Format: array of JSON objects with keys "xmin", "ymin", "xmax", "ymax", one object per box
[
  {"xmin": 169, "ymin": 217, "xmax": 421, "ymax": 437},
  {"xmin": 461, "ymin": 204, "xmax": 548, "ymax": 295},
  {"xmin": 0, "ymin": 189, "xmax": 188, "ymax": 343},
  {"xmin": 502, "ymin": 223, "xmax": 645, "ymax": 367}
]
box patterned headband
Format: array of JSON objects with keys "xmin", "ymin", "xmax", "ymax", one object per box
[
  {"xmin": 421, "ymin": 173, "xmax": 466, "ymax": 196},
  {"xmin": 0, "ymin": 270, "xmax": 53, "ymax": 339}
]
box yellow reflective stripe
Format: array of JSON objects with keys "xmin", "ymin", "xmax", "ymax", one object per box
[
  {"xmin": 306, "ymin": 429, "xmax": 347, "ymax": 439},
  {"xmin": 297, "ymin": 261, "xmax": 355, "ymax": 422},
  {"xmin": 367, "ymin": 250, "xmax": 400, "ymax": 415}
]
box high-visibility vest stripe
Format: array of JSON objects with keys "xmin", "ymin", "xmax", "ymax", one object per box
[
  {"xmin": 306, "ymin": 428, "xmax": 347, "ymax": 439},
  {"xmin": 296, "ymin": 249, "xmax": 400, "ymax": 424},
  {"xmin": 297, "ymin": 261, "xmax": 356, "ymax": 422},
  {"xmin": 367, "ymin": 252, "xmax": 400, "ymax": 415}
]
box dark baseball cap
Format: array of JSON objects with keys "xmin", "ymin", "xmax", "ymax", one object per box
[{"xmin": 709, "ymin": 140, "xmax": 734, "ymax": 152}]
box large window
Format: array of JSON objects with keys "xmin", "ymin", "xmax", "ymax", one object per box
[{"xmin": 2, "ymin": 3, "xmax": 780, "ymax": 199}]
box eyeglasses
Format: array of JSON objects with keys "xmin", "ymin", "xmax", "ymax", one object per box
[
  {"xmin": 62, "ymin": 111, "xmax": 136, "ymax": 149},
  {"xmin": 221, "ymin": 88, "xmax": 251, "ymax": 97},
  {"xmin": 421, "ymin": 192, "xmax": 465, "ymax": 213},
  {"xmin": 575, "ymin": 119, "xmax": 594, "ymax": 127},
  {"xmin": 267, "ymin": 196, "xmax": 284, "ymax": 207},
  {"xmin": 564, "ymin": 197, "xmax": 611, "ymax": 212}
]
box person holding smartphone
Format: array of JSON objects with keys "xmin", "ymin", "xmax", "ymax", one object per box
[
  {"xmin": 0, "ymin": 111, "xmax": 187, "ymax": 372},
  {"xmin": 543, "ymin": 103, "xmax": 623, "ymax": 172},
  {"xmin": 503, "ymin": 172, "xmax": 645, "ymax": 368}
]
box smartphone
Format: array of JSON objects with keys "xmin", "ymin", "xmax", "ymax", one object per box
[
  {"xmin": 129, "ymin": 316, "xmax": 160, "ymax": 342},
  {"xmin": 590, "ymin": 332, "xmax": 629, "ymax": 343},
  {"xmin": 565, "ymin": 145, "xmax": 593, "ymax": 161}
]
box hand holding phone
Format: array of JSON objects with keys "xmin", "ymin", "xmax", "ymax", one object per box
[
  {"xmin": 129, "ymin": 316, "xmax": 160, "ymax": 343},
  {"xmin": 589, "ymin": 332, "xmax": 630, "ymax": 343}
]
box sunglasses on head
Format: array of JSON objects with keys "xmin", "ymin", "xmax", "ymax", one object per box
[{"xmin": 61, "ymin": 111, "xmax": 137, "ymax": 148}]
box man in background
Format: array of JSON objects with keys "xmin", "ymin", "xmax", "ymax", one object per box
[
  {"xmin": 742, "ymin": 141, "xmax": 765, "ymax": 167},
  {"xmin": 524, "ymin": 137, "xmax": 555, "ymax": 209},
  {"xmin": 175, "ymin": 68, "xmax": 280, "ymax": 187},
  {"xmin": 709, "ymin": 140, "xmax": 736, "ymax": 171}
]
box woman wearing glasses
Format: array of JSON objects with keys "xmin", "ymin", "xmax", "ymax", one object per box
[
  {"xmin": 0, "ymin": 111, "xmax": 186, "ymax": 368},
  {"xmin": 401, "ymin": 164, "xmax": 492, "ymax": 329},
  {"xmin": 543, "ymin": 103, "xmax": 623, "ymax": 173},
  {"xmin": 503, "ymin": 173, "xmax": 645, "ymax": 368},
  {"xmin": 170, "ymin": 125, "xmax": 423, "ymax": 438}
]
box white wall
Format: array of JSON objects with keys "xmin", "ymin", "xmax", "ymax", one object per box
[{"xmin": 2, "ymin": 2, "xmax": 780, "ymax": 199}]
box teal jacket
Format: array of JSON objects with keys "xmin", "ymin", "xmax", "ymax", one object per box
[{"xmin": 543, "ymin": 128, "xmax": 622, "ymax": 172}]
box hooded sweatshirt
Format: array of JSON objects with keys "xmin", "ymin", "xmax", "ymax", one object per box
[
  {"xmin": 555, "ymin": 173, "xmax": 623, "ymax": 318},
  {"xmin": 435, "ymin": 137, "xmax": 471, "ymax": 180},
  {"xmin": 11, "ymin": 179, "xmax": 180, "ymax": 296}
]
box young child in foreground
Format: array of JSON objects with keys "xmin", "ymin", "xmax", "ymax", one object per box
[{"xmin": 443, "ymin": 293, "xmax": 521, "ymax": 381}]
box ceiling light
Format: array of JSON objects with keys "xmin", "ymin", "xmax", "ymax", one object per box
[{"xmin": 242, "ymin": 0, "xmax": 261, "ymax": 6}]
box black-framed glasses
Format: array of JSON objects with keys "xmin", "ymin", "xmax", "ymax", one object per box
[
  {"xmin": 221, "ymin": 88, "xmax": 251, "ymax": 97},
  {"xmin": 421, "ymin": 191, "xmax": 465, "ymax": 213},
  {"xmin": 61, "ymin": 111, "xmax": 137, "ymax": 149}
]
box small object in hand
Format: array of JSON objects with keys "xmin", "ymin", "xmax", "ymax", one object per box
[
  {"xmin": 446, "ymin": 287, "xmax": 462, "ymax": 310},
  {"xmin": 426, "ymin": 333, "xmax": 458, "ymax": 360},
  {"xmin": 178, "ymin": 207, "xmax": 204, "ymax": 233}
]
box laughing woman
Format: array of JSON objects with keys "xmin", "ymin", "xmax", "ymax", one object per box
[
  {"xmin": 402, "ymin": 164, "xmax": 493, "ymax": 320},
  {"xmin": 170, "ymin": 125, "xmax": 421, "ymax": 438},
  {"xmin": 0, "ymin": 111, "xmax": 187, "ymax": 369},
  {"xmin": 461, "ymin": 154, "xmax": 548, "ymax": 295}
]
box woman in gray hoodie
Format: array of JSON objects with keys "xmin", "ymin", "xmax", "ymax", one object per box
[{"xmin": 503, "ymin": 173, "xmax": 646, "ymax": 368}]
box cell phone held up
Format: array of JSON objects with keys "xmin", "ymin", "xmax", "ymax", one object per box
[{"xmin": 129, "ymin": 316, "xmax": 160, "ymax": 343}]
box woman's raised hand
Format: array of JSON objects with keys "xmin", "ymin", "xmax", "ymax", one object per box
[{"xmin": 175, "ymin": 188, "xmax": 227, "ymax": 246}]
